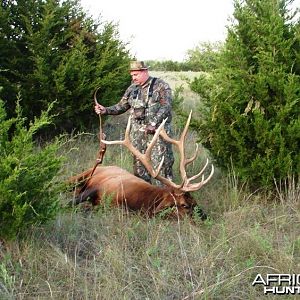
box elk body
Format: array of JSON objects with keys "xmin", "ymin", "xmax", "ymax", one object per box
[
  {"xmin": 68, "ymin": 165, "xmax": 197, "ymax": 218},
  {"xmin": 68, "ymin": 112, "xmax": 214, "ymax": 219}
]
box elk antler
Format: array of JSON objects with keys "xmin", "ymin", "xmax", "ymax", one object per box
[
  {"xmin": 102, "ymin": 111, "xmax": 214, "ymax": 192},
  {"xmin": 158, "ymin": 111, "xmax": 214, "ymax": 192},
  {"xmin": 102, "ymin": 117, "xmax": 168, "ymax": 180}
]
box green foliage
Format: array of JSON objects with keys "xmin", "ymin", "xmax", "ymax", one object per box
[
  {"xmin": 146, "ymin": 42, "xmax": 222, "ymax": 72},
  {"xmin": 0, "ymin": 0, "xmax": 131, "ymax": 134},
  {"xmin": 191, "ymin": 0, "xmax": 300, "ymax": 191},
  {"xmin": 146, "ymin": 60, "xmax": 184, "ymax": 71},
  {"xmin": 0, "ymin": 98, "xmax": 64, "ymax": 240},
  {"xmin": 185, "ymin": 41, "xmax": 223, "ymax": 72},
  {"xmin": 172, "ymin": 85, "xmax": 187, "ymax": 128}
]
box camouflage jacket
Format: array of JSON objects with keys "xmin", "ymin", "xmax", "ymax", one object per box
[{"xmin": 105, "ymin": 76, "xmax": 172, "ymax": 127}]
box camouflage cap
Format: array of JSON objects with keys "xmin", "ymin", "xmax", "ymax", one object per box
[{"xmin": 129, "ymin": 60, "xmax": 148, "ymax": 71}]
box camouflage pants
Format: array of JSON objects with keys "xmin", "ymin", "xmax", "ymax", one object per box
[{"xmin": 131, "ymin": 121, "xmax": 174, "ymax": 186}]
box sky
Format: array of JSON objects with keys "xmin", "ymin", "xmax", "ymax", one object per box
[{"xmin": 79, "ymin": 0, "xmax": 300, "ymax": 62}]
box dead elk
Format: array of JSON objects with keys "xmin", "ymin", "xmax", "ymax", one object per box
[{"xmin": 68, "ymin": 112, "xmax": 214, "ymax": 219}]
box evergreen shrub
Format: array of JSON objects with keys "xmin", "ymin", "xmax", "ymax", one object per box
[
  {"xmin": 190, "ymin": 0, "xmax": 300, "ymax": 191},
  {"xmin": 0, "ymin": 98, "xmax": 64, "ymax": 240}
]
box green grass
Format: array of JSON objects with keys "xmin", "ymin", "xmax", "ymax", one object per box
[{"xmin": 1, "ymin": 72, "xmax": 300, "ymax": 299}]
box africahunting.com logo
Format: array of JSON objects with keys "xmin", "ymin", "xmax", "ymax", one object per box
[{"xmin": 252, "ymin": 274, "xmax": 300, "ymax": 295}]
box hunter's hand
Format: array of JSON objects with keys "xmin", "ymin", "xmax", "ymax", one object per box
[
  {"xmin": 94, "ymin": 103, "xmax": 107, "ymax": 115},
  {"xmin": 145, "ymin": 124, "xmax": 156, "ymax": 134}
]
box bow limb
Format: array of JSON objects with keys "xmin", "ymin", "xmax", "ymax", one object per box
[{"xmin": 94, "ymin": 87, "xmax": 106, "ymax": 164}]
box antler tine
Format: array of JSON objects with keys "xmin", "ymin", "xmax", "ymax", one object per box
[
  {"xmin": 186, "ymin": 158, "xmax": 209, "ymax": 184},
  {"xmin": 102, "ymin": 117, "xmax": 167, "ymax": 179},
  {"xmin": 124, "ymin": 115, "xmax": 132, "ymax": 140},
  {"xmin": 102, "ymin": 115, "xmax": 131, "ymax": 147},
  {"xmin": 143, "ymin": 118, "xmax": 168, "ymax": 177},
  {"xmin": 185, "ymin": 143, "xmax": 199, "ymax": 165},
  {"xmin": 145, "ymin": 118, "xmax": 168, "ymax": 157},
  {"xmin": 153, "ymin": 156, "xmax": 165, "ymax": 178},
  {"xmin": 159, "ymin": 111, "xmax": 192, "ymax": 144},
  {"xmin": 182, "ymin": 163, "xmax": 214, "ymax": 192},
  {"xmin": 159, "ymin": 110, "xmax": 214, "ymax": 191},
  {"xmin": 159, "ymin": 110, "xmax": 195, "ymax": 185},
  {"xmin": 102, "ymin": 116, "xmax": 140, "ymax": 160},
  {"xmin": 180, "ymin": 110, "xmax": 192, "ymax": 143}
]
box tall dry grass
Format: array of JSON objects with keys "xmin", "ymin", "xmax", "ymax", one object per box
[{"xmin": 1, "ymin": 72, "xmax": 300, "ymax": 299}]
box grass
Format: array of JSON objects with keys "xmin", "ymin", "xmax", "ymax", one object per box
[
  {"xmin": 1, "ymin": 72, "xmax": 300, "ymax": 299},
  {"xmin": 1, "ymin": 185, "xmax": 299, "ymax": 299},
  {"xmin": 1, "ymin": 134, "xmax": 300, "ymax": 300}
]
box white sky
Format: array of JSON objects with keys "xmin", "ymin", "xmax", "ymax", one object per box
[{"xmin": 79, "ymin": 0, "xmax": 300, "ymax": 62}]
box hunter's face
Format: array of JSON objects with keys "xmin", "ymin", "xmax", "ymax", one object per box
[{"xmin": 130, "ymin": 70, "xmax": 149, "ymax": 85}]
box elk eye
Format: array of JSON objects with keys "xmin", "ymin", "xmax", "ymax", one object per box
[{"xmin": 181, "ymin": 204, "xmax": 189, "ymax": 209}]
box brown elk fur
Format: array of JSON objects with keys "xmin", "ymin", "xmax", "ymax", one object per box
[{"xmin": 68, "ymin": 165, "xmax": 197, "ymax": 218}]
